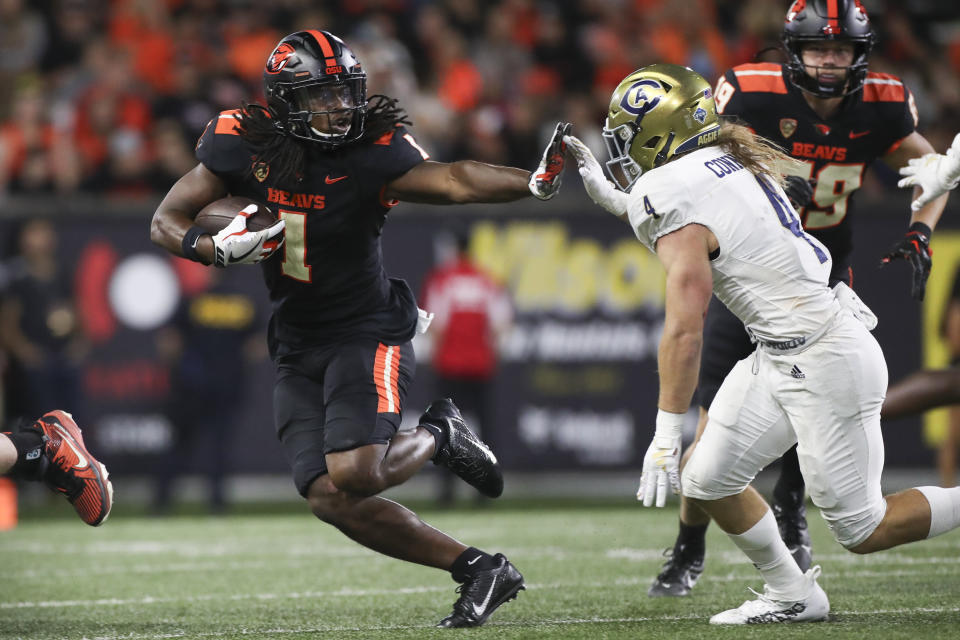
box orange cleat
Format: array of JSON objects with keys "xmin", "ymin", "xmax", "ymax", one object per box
[{"xmin": 32, "ymin": 410, "xmax": 113, "ymax": 526}]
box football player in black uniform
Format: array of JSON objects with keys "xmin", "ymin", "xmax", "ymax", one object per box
[
  {"xmin": 646, "ymin": 0, "xmax": 953, "ymax": 598},
  {"xmin": 151, "ymin": 30, "xmax": 569, "ymax": 628}
]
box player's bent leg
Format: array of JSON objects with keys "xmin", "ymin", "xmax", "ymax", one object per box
[
  {"xmin": 420, "ymin": 398, "xmax": 503, "ymax": 498},
  {"xmin": 306, "ymin": 474, "xmax": 524, "ymax": 627},
  {"xmin": 682, "ymin": 380, "xmax": 824, "ymax": 622},
  {"xmin": 325, "ymin": 433, "xmax": 435, "ymax": 497},
  {"xmin": 847, "ymin": 486, "xmax": 960, "ymax": 554}
]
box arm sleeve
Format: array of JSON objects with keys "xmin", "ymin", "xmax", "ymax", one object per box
[{"xmin": 195, "ymin": 111, "xmax": 251, "ymax": 177}]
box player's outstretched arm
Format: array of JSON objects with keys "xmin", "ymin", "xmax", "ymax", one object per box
[
  {"xmin": 898, "ymin": 132, "xmax": 960, "ymax": 212},
  {"xmin": 564, "ymin": 134, "xmax": 628, "ymax": 221},
  {"xmin": 384, "ymin": 122, "xmax": 572, "ymax": 205}
]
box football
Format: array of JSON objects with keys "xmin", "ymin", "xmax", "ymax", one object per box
[{"xmin": 193, "ymin": 196, "xmax": 278, "ymax": 234}]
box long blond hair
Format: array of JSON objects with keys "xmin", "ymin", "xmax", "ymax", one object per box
[{"xmin": 717, "ymin": 121, "xmax": 804, "ymax": 188}]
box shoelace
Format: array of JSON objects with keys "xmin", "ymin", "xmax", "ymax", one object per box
[
  {"xmin": 451, "ymin": 579, "xmax": 482, "ymax": 615},
  {"xmin": 657, "ymin": 546, "xmax": 700, "ymax": 580}
]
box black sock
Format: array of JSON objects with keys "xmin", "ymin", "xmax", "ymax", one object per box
[
  {"xmin": 773, "ymin": 445, "xmax": 805, "ymax": 506},
  {"xmin": 450, "ymin": 547, "xmax": 497, "ymax": 582},
  {"xmin": 419, "ymin": 421, "xmax": 446, "ymax": 459},
  {"xmin": 4, "ymin": 430, "xmax": 45, "ymax": 480},
  {"xmin": 676, "ymin": 520, "xmax": 708, "ymax": 557}
]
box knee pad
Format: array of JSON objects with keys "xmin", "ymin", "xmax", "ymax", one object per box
[
  {"xmin": 822, "ymin": 498, "xmax": 887, "ymax": 549},
  {"xmin": 681, "ymin": 454, "xmax": 747, "ymax": 501}
]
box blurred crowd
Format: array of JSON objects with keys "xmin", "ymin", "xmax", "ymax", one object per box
[{"xmin": 1, "ymin": 0, "xmax": 959, "ymax": 200}]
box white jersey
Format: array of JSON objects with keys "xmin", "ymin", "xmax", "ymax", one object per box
[{"xmin": 627, "ymin": 145, "xmax": 837, "ymax": 345}]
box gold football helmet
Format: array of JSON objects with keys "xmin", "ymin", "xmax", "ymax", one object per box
[{"xmin": 603, "ymin": 63, "xmax": 720, "ymax": 191}]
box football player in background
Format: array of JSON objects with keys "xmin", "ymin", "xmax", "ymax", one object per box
[
  {"xmin": 150, "ymin": 30, "xmax": 568, "ymax": 628},
  {"xmin": 1, "ymin": 410, "xmax": 113, "ymax": 526},
  {"xmin": 881, "ymin": 132, "xmax": 960, "ymax": 422},
  {"xmin": 642, "ymin": 0, "xmax": 953, "ymax": 597},
  {"xmin": 567, "ymin": 62, "xmax": 960, "ymax": 625}
]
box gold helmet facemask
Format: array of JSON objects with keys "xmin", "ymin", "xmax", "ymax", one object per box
[{"xmin": 602, "ymin": 63, "xmax": 721, "ymax": 192}]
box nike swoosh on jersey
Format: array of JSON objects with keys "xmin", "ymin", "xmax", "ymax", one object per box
[
  {"xmin": 54, "ymin": 424, "xmax": 88, "ymax": 469},
  {"xmin": 325, "ymin": 174, "xmax": 348, "ymax": 184},
  {"xmin": 849, "ymin": 130, "xmax": 871, "ymax": 139}
]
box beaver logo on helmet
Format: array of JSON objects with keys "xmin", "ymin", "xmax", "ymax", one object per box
[
  {"xmin": 262, "ymin": 31, "xmax": 368, "ymax": 149},
  {"xmin": 266, "ymin": 42, "xmax": 296, "ymax": 74}
]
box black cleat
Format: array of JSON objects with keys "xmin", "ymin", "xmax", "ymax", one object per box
[
  {"xmin": 648, "ymin": 544, "xmax": 704, "ymax": 597},
  {"xmin": 422, "ymin": 398, "xmax": 503, "ymax": 498},
  {"xmin": 773, "ymin": 492, "xmax": 812, "ymax": 572},
  {"xmin": 437, "ymin": 554, "xmax": 524, "ymax": 628}
]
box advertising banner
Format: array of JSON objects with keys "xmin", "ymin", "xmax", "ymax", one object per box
[{"xmin": 0, "ymin": 205, "xmax": 938, "ymax": 477}]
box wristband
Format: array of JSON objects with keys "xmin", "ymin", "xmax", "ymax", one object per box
[
  {"xmin": 181, "ymin": 225, "xmax": 211, "ymax": 265},
  {"xmin": 654, "ymin": 409, "xmax": 685, "ymax": 444},
  {"xmin": 908, "ymin": 221, "xmax": 932, "ymax": 239}
]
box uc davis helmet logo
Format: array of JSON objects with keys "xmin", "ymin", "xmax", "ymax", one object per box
[
  {"xmin": 266, "ymin": 43, "xmax": 296, "ymax": 74},
  {"xmin": 620, "ymin": 79, "xmax": 664, "ymax": 120}
]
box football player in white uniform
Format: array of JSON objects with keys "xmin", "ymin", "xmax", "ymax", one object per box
[{"xmin": 566, "ymin": 63, "xmax": 960, "ymax": 624}]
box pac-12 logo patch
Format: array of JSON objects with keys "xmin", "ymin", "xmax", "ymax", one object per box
[
  {"xmin": 620, "ymin": 79, "xmax": 664, "ymax": 120},
  {"xmin": 266, "ymin": 43, "xmax": 296, "ymax": 74},
  {"xmin": 253, "ymin": 162, "xmax": 270, "ymax": 182},
  {"xmin": 779, "ymin": 118, "xmax": 798, "ymax": 139}
]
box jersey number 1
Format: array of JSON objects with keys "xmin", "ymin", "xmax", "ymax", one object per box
[{"xmin": 278, "ymin": 209, "xmax": 311, "ymax": 282}]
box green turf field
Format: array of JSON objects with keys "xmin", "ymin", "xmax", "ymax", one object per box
[{"xmin": 1, "ymin": 499, "xmax": 958, "ymax": 639}]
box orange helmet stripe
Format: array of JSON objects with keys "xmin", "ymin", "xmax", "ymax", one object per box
[
  {"xmin": 306, "ymin": 29, "xmax": 338, "ymax": 70},
  {"xmin": 826, "ymin": 0, "xmax": 840, "ymax": 33}
]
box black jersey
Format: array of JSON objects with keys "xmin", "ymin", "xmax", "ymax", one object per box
[
  {"xmin": 714, "ymin": 63, "xmax": 917, "ymax": 283},
  {"xmin": 195, "ymin": 110, "xmax": 429, "ymax": 357}
]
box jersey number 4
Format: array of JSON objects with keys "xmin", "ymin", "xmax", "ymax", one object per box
[{"xmin": 756, "ymin": 175, "xmax": 829, "ymax": 264}]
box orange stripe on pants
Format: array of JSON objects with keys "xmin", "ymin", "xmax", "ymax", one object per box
[{"xmin": 374, "ymin": 343, "xmax": 400, "ymax": 413}]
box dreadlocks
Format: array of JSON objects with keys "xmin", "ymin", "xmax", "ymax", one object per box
[{"xmin": 234, "ymin": 95, "xmax": 413, "ymax": 187}]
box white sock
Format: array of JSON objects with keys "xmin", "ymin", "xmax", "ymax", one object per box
[
  {"xmin": 728, "ymin": 508, "xmax": 806, "ymax": 600},
  {"xmin": 915, "ymin": 486, "xmax": 960, "ymax": 538}
]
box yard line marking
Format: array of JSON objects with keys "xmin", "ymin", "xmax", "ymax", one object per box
[
  {"xmin": 7, "ymin": 567, "xmax": 958, "ymax": 610},
  {"xmin": 48, "ymin": 606, "xmax": 960, "ymax": 640},
  {"xmin": 606, "ymin": 547, "xmax": 960, "ymax": 566}
]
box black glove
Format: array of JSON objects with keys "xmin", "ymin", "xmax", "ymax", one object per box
[
  {"xmin": 528, "ymin": 122, "xmax": 573, "ymax": 200},
  {"xmin": 783, "ymin": 175, "xmax": 814, "ymax": 210},
  {"xmin": 881, "ymin": 222, "xmax": 933, "ymax": 301}
]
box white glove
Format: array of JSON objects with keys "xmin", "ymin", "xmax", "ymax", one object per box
[
  {"xmin": 212, "ymin": 204, "xmax": 286, "ymax": 267},
  {"xmin": 529, "ymin": 122, "xmax": 572, "ymax": 200},
  {"xmin": 563, "ymin": 134, "xmax": 628, "ymax": 218},
  {"xmin": 637, "ymin": 410, "xmax": 684, "ymax": 507},
  {"xmin": 898, "ymin": 133, "xmax": 960, "ymax": 212}
]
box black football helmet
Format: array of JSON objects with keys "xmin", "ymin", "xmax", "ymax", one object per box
[
  {"xmin": 263, "ymin": 30, "xmax": 367, "ymax": 148},
  {"xmin": 782, "ymin": 0, "xmax": 876, "ymax": 98}
]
